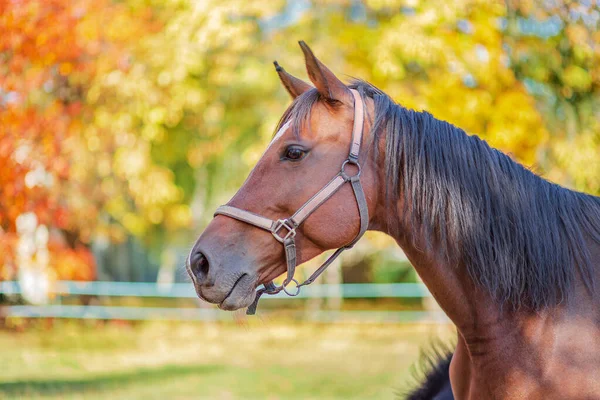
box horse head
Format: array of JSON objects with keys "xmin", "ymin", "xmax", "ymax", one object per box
[{"xmin": 187, "ymin": 42, "xmax": 380, "ymax": 311}]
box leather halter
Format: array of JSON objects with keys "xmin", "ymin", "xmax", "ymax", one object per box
[{"xmin": 214, "ymin": 89, "xmax": 369, "ymax": 315}]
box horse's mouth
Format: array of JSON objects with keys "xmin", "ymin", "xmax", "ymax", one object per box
[{"xmin": 216, "ymin": 274, "xmax": 255, "ymax": 311}]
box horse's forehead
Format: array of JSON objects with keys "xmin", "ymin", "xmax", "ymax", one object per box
[
  {"xmin": 267, "ymin": 103, "xmax": 350, "ymax": 151},
  {"xmin": 265, "ymin": 120, "xmax": 292, "ymax": 151}
]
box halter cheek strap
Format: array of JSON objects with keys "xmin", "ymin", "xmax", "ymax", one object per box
[{"xmin": 214, "ymin": 89, "xmax": 368, "ymax": 315}]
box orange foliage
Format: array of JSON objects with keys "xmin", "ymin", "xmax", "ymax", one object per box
[
  {"xmin": 0, "ymin": 0, "xmax": 146, "ymax": 280},
  {"xmin": 49, "ymin": 243, "xmax": 96, "ymax": 281},
  {"xmin": 0, "ymin": 230, "xmax": 17, "ymax": 280}
]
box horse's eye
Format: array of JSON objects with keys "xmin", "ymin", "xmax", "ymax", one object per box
[{"xmin": 284, "ymin": 146, "xmax": 306, "ymax": 161}]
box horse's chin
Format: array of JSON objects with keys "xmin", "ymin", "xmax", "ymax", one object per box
[
  {"xmin": 194, "ymin": 274, "xmax": 256, "ymax": 311},
  {"xmin": 217, "ymin": 289, "xmax": 255, "ymax": 311}
]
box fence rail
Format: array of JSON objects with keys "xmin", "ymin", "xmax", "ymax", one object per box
[
  {"xmin": 0, "ymin": 280, "xmax": 431, "ymax": 298},
  {"xmin": 0, "ymin": 281, "xmax": 449, "ymax": 324}
]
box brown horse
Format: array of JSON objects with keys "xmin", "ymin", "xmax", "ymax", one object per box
[{"xmin": 188, "ymin": 41, "xmax": 600, "ymax": 399}]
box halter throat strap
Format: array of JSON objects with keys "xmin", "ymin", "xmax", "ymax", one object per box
[{"xmin": 214, "ymin": 89, "xmax": 368, "ymax": 315}]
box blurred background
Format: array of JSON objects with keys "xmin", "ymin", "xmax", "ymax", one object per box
[{"xmin": 0, "ymin": 0, "xmax": 598, "ymax": 398}]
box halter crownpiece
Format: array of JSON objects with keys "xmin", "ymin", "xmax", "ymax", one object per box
[{"xmin": 214, "ymin": 89, "xmax": 369, "ymax": 315}]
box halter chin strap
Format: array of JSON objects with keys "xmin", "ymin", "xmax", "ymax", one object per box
[{"xmin": 214, "ymin": 89, "xmax": 369, "ymax": 315}]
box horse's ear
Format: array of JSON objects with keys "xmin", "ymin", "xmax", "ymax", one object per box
[
  {"xmin": 274, "ymin": 61, "xmax": 312, "ymax": 99},
  {"xmin": 298, "ymin": 41, "xmax": 352, "ymax": 104}
]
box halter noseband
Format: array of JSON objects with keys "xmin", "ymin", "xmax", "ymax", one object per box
[{"xmin": 214, "ymin": 89, "xmax": 369, "ymax": 315}]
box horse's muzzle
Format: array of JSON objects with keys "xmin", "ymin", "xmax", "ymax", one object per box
[{"xmin": 186, "ymin": 242, "xmax": 257, "ymax": 311}]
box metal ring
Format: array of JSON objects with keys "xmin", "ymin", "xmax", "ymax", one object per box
[
  {"xmin": 341, "ymin": 159, "xmax": 361, "ymax": 179},
  {"xmin": 282, "ymin": 278, "xmax": 301, "ymax": 296}
]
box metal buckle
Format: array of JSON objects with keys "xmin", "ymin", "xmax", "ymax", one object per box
[{"xmin": 271, "ymin": 219, "xmax": 296, "ymax": 243}]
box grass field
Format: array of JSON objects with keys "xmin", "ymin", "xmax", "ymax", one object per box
[{"xmin": 0, "ymin": 319, "xmax": 454, "ymax": 399}]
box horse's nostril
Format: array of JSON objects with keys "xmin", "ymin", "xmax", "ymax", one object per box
[
  {"xmin": 198, "ymin": 254, "xmax": 209, "ymax": 276},
  {"xmin": 190, "ymin": 251, "xmax": 211, "ymax": 285}
]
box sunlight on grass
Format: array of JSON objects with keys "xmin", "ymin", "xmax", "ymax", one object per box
[{"xmin": 0, "ymin": 320, "xmax": 454, "ymax": 399}]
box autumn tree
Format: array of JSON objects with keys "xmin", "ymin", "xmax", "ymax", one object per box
[
  {"xmin": 0, "ymin": 0, "xmax": 157, "ymax": 282},
  {"xmin": 505, "ymin": 0, "xmax": 600, "ymax": 192}
]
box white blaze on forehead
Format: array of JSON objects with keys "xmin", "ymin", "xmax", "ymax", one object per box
[{"xmin": 264, "ymin": 120, "xmax": 292, "ymax": 152}]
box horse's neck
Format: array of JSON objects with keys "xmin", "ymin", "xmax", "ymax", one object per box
[
  {"xmin": 386, "ymin": 189, "xmax": 600, "ymax": 398},
  {"xmin": 392, "ymin": 232, "xmax": 506, "ymax": 335}
]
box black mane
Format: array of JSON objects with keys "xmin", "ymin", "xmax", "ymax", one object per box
[
  {"xmin": 278, "ymin": 81, "xmax": 600, "ymax": 310},
  {"xmin": 403, "ymin": 342, "xmax": 454, "ymax": 400}
]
